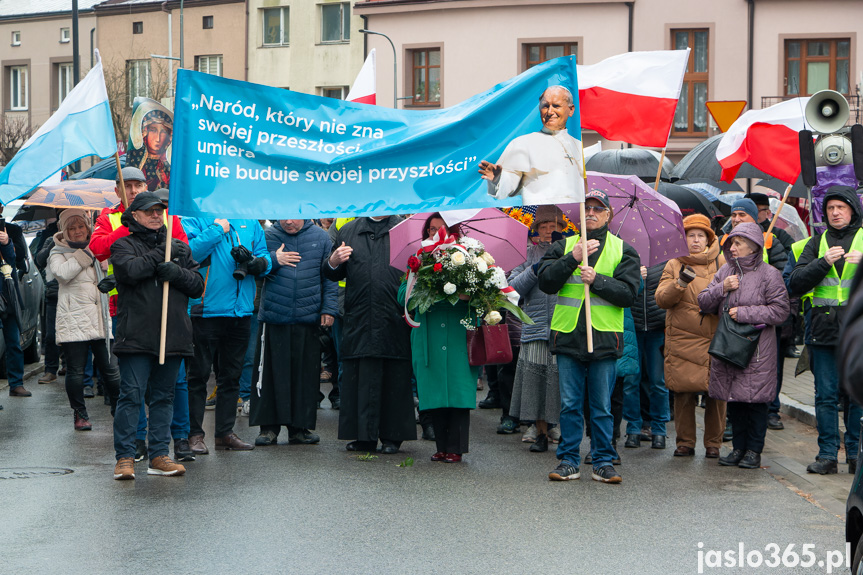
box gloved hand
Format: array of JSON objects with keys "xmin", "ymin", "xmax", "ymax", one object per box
[
  {"xmin": 231, "ymin": 245, "xmax": 253, "ymax": 264},
  {"xmin": 679, "ymin": 264, "xmax": 697, "ymax": 284},
  {"xmin": 171, "ymin": 239, "xmax": 190, "ymax": 258},
  {"xmin": 155, "ymin": 261, "xmax": 183, "ymax": 283},
  {"xmin": 97, "ymin": 275, "xmax": 116, "ymax": 294},
  {"xmin": 247, "ymin": 256, "xmax": 268, "ymax": 276}
]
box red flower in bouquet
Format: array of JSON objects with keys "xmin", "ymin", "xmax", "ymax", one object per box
[
  {"xmin": 407, "ymin": 255, "xmax": 421, "ymax": 272},
  {"xmin": 433, "ymin": 263, "xmax": 443, "ymax": 272}
]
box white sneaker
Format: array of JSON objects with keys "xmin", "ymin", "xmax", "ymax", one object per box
[
  {"xmin": 548, "ymin": 426, "xmax": 561, "ymax": 444},
  {"xmin": 522, "ymin": 424, "xmax": 538, "ymax": 443},
  {"xmin": 240, "ymin": 400, "xmax": 250, "ymax": 417}
]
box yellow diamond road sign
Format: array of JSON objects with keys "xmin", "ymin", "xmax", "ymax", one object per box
[{"xmin": 705, "ymin": 101, "xmax": 747, "ymax": 133}]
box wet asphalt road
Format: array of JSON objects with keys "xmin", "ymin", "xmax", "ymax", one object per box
[{"xmin": 0, "ymin": 374, "xmax": 847, "ymax": 575}]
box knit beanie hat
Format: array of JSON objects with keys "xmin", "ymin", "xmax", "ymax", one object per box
[{"xmin": 730, "ymin": 198, "xmax": 758, "ymax": 222}]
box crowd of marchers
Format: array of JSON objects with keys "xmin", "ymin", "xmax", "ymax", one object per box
[{"xmin": 1, "ymin": 166, "xmax": 860, "ymax": 484}]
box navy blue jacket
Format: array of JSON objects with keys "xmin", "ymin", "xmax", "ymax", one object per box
[
  {"xmin": 259, "ymin": 221, "xmax": 337, "ymax": 325},
  {"xmin": 184, "ymin": 218, "xmax": 271, "ymax": 318}
]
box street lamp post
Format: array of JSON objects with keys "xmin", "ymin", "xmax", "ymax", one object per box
[{"xmin": 359, "ymin": 29, "xmax": 397, "ymax": 109}]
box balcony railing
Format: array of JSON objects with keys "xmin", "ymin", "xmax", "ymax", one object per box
[{"xmin": 761, "ymin": 94, "xmax": 861, "ymax": 126}]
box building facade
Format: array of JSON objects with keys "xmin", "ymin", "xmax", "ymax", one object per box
[
  {"xmin": 354, "ymin": 0, "xmax": 862, "ymax": 158},
  {"xmin": 246, "ymin": 0, "xmax": 365, "ymax": 98}
]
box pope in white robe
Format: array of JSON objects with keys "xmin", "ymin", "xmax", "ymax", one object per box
[{"xmin": 479, "ymin": 86, "xmax": 585, "ymax": 205}]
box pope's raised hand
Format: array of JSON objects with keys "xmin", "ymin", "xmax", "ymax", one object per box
[
  {"xmin": 276, "ymin": 243, "xmax": 301, "ymax": 267},
  {"xmin": 329, "ymin": 242, "xmax": 353, "ymax": 267},
  {"xmin": 478, "ymin": 161, "xmax": 502, "ymax": 184}
]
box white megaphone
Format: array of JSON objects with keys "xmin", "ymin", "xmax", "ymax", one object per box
[{"xmin": 805, "ymin": 89, "xmax": 850, "ymax": 134}]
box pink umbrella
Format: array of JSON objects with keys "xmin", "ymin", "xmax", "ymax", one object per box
[
  {"xmin": 389, "ymin": 208, "xmax": 529, "ymax": 272},
  {"xmin": 559, "ymin": 172, "xmax": 689, "ymax": 267}
]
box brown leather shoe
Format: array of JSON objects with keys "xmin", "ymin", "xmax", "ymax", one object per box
[
  {"xmin": 215, "ymin": 432, "xmax": 254, "ymax": 451},
  {"xmin": 705, "ymin": 447, "xmax": 720, "ymax": 458},
  {"xmin": 673, "ymin": 446, "xmax": 695, "ymax": 457},
  {"xmin": 188, "ymin": 434, "xmax": 209, "ymax": 455},
  {"xmin": 9, "ymin": 386, "xmax": 32, "ymax": 397},
  {"xmin": 38, "ymin": 372, "xmax": 57, "ymax": 384}
]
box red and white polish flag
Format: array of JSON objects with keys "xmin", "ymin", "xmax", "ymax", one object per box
[
  {"xmin": 346, "ymin": 48, "xmax": 377, "ymax": 105},
  {"xmin": 577, "ymin": 49, "xmax": 690, "ymax": 148},
  {"xmin": 716, "ymin": 97, "xmax": 811, "ymax": 183}
]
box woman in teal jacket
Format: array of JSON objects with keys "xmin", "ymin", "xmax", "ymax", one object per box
[{"xmin": 397, "ymin": 214, "xmax": 477, "ymax": 463}]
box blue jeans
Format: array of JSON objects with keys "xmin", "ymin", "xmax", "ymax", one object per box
[
  {"xmin": 811, "ymin": 344, "xmax": 863, "ymax": 462},
  {"xmin": 1, "ymin": 315, "xmax": 23, "ymax": 388},
  {"xmin": 114, "ymin": 354, "xmax": 182, "ymax": 460},
  {"xmin": 238, "ymin": 314, "xmax": 259, "ymax": 401},
  {"xmin": 557, "ymin": 355, "xmax": 617, "ymax": 468},
  {"xmin": 136, "ymin": 361, "xmax": 190, "ymax": 441},
  {"xmin": 623, "ymin": 331, "xmax": 669, "ymax": 436},
  {"xmin": 83, "ymin": 350, "xmax": 93, "ymax": 388}
]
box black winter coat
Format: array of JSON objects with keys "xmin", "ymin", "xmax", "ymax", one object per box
[
  {"xmin": 35, "ymin": 235, "xmax": 59, "ymax": 303},
  {"xmin": 322, "ymin": 216, "xmax": 410, "ymax": 360},
  {"xmin": 789, "ymin": 185, "xmax": 863, "ymax": 347},
  {"xmin": 631, "ymin": 262, "xmax": 666, "ymax": 332},
  {"xmin": 537, "ymin": 225, "xmax": 640, "ymax": 362},
  {"xmin": 110, "ymin": 220, "xmax": 204, "ymax": 357}
]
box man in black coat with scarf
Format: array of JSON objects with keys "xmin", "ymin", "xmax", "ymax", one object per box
[
  {"xmin": 323, "ymin": 215, "xmax": 417, "ymax": 454},
  {"xmin": 110, "ymin": 192, "xmax": 204, "ymax": 480}
]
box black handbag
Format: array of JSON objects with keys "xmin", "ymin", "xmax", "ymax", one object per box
[{"xmin": 708, "ymin": 305, "xmax": 762, "ymax": 369}]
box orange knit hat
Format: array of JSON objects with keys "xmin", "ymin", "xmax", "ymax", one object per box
[{"xmin": 682, "ymin": 214, "xmax": 715, "ymax": 244}]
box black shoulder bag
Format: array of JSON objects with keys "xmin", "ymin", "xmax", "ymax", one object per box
[{"xmin": 708, "ymin": 304, "xmax": 762, "ymax": 369}]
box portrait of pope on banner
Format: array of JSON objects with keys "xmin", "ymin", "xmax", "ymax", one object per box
[{"xmin": 479, "ymin": 85, "xmax": 584, "ymax": 205}]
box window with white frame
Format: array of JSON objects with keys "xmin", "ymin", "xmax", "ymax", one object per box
[
  {"xmin": 262, "ymin": 7, "xmax": 289, "ymax": 46},
  {"xmin": 196, "ymin": 55, "xmax": 223, "ymax": 76},
  {"xmin": 58, "ymin": 63, "xmax": 73, "ymax": 104},
  {"xmin": 321, "ymin": 2, "xmax": 350, "ymax": 43},
  {"xmin": 320, "ymin": 86, "xmax": 347, "ymax": 100},
  {"xmin": 60, "ymin": 28, "xmax": 70, "ymax": 43},
  {"xmin": 10, "ymin": 66, "xmax": 28, "ymax": 110},
  {"xmin": 126, "ymin": 59, "xmax": 150, "ymax": 107},
  {"xmin": 11, "ymin": 31, "xmax": 20, "ymax": 46}
]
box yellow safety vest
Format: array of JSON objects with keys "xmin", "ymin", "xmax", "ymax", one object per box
[
  {"xmin": 334, "ymin": 217, "xmax": 354, "ymax": 289},
  {"xmin": 106, "ymin": 210, "xmax": 169, "ymax": 296},
  {"xmin": 791, "ymin": 238, "xmax": 813, "ymax": 306},
  {"xmin": 812, "ymin": 229, "xmax": 863, "ymax": 308},
  {"xmin": 549, "ymin": 233, "xmax": 624, "ymax": 333}
]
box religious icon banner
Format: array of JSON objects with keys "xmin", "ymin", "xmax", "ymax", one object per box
[
  {"xmin": 169, "ymin": 57, "xmax": 583, "ymax": 219},
  {"xmin": 126, "ymin": 98, "xmax": 174, "ymax": 191}
]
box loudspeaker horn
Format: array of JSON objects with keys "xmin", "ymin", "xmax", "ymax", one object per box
[{"xmin": 805, "ymin": 90, "xmax": 850, "ymax": 134}]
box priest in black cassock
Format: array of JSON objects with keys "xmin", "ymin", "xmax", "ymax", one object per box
[{"xmin": 323, "ymin": 216, "xmax": 417, "ymax": 455}]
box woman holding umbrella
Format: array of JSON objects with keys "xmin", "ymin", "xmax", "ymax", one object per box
[{"xmin": 48, "ymin": 209, "xmax": 120, "ymax": 430}]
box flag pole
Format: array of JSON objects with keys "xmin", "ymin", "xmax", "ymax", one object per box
[
  {"xmin": 653, "ymin": 147, "xmax": 667, "ymax": 191},
  {"xmin": 158, "ymin": 212, "xmax": 173, "ymax": 365},
  {"xmin": 765, "ymin": 183, "xmax": 793, "ymax": 238},
  {"xmin": 580, "ymin": 149, "xmax": 594, "ymax": 354},
  {"xmin": 113, "ymin": 151, "xmax": 128, "ymax": 208}
]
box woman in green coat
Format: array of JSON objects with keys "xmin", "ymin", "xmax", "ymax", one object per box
[{"xmin": 397, "ymin": 214, "xmax": 478, "ymax": 463}]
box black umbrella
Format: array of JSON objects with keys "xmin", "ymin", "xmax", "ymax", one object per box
[
  {"xmin": 655, "ymin": 181, "xmax": 722, "ymax": 220},
  {"xmin": 12, "ymin": 204, "xmax": 58, "ymax": 222},
  {"xmin": 586, "ymin": 148, "xmax": 672, "ymax": 182},
  {"xmin": 670, "ymin": 134, "xmax": 772, "ymax": 181},
  {"xmin": 756, "ymin": 175, "xmax": 809, "ymax": 199},
  {"xmin": 69, "ymin": 154, "xmax": 126, "ymax": 181},
  {"xmin": 674, "ymin": 177, "xmax": 744, "ymax": 193}
]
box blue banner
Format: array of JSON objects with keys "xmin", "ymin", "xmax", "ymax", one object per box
[{"xmin": 170, "ymin": 57, "xmax": 581, "ymax": 219}]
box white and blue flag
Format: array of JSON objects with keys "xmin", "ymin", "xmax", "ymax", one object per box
[{"xmin": 0, "ymin": 51, "xmax": 117, "ymax": 205}]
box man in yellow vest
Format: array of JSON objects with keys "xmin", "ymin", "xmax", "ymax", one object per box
[
  {"xmin": 790, "ymin": 185, "xmax": 863, "ymax": 476},
  {"xmin": 538, "ymin": 189, "xmax": 640, "ymax": 483}
]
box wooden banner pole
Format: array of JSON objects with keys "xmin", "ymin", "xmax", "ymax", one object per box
[
  {"xmin": 113, "ymin": 151, "xmax": 128, "ymax": 208},
  {"xmin": 158, "ymin": 213, "xmax": 173, "ymax": 365},
  {"xmin": 653, "ymin": 147, "xmax": 667, "ymax": 191},
  {"xmin": 765, "ymin": 183, "xmax": 793, "ymax": 238}
]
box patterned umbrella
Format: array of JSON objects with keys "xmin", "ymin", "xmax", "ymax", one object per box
[
  {"xmin": 389, "ymin": 208, "xmax": 529, "ymax": 272},
  {"xmin": 559, "ymin": 172, "xmax": 688, "ymax": 267},
  {"xmin": 24, "ymin": 178, "xmax": 120, "ymax": 211}
]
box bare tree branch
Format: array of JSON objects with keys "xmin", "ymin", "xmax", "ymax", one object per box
[{"xmin": 0, "ymin": 114, "xmax": 37, "ymax": 165}]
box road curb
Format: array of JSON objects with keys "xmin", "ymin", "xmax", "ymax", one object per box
[
  {"xmin": 0, "ymin": 363, "xmax": 48, "ymax": 392},
  {"xmin": 779, "ymin": 393, "xmax": 818, "ymax": 428}
]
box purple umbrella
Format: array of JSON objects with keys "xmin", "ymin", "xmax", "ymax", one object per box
[
  {"xmin": 389, "ymin": 208, "xmax": 529, "ymax": 272},
  {"xmin": 560, "ymin": 172, "xmax": 688, "ymax": 267}
]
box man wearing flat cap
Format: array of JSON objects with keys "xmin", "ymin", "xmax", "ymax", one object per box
[
  {"xmin": 110, "ymin": 192, "xmax": 204, "ymax": 481},
  {"xmin": 538, "ymin": 189, "xmax": 640, "ymax": 484}
]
